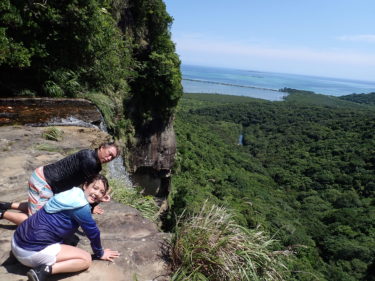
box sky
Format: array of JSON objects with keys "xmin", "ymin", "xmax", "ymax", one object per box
[{"xmin": 163, "ymin": 0, "xmax": 375, "ymax": 81}]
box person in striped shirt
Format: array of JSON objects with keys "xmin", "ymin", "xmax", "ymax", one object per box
[{"xmin": 0, "ymin": 142, "xmax": 119, "ymax": 224}]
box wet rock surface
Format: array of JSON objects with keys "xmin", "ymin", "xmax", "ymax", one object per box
[
  {"xmin": 0, "ymin": 98, "xmax": 102, "ymax": 127},
  {"xmin": 0, "ymin": 125, "xmax": 171, "ymax": 281}
]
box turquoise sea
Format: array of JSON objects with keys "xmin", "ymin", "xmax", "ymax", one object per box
[{"xmin": 182, "ymin": 64, "xmax": 375, "ymax": 101}]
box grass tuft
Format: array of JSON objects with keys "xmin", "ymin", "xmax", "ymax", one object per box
[
  {"xmin": 42, "ymin": 126, "xmax": 63, "ymax": 141},
  {"xmin": 33, "ymin": 143, "xmax": 61, "ymax": 152},
  {"xmin": 170, "ymin": 201, "xmax": 292, "ymax": 281},
  {"xmin": 109, "ymin": 178, "xmax": 159, "ymax": 222}
]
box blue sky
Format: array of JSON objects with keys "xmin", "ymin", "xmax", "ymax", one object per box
[{"xmin": 164, "ymin": 0, "xmax": 375, "ymax": 81}]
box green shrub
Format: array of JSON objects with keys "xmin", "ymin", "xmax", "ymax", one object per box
[
  {"xmin": 170, "ymin": 201, "xmax": 291, "ymax": 281},
  {"xmin": 50, "ymin": 69, "xmax": 81, "ymax": 97},
  {"xmin": 19, "ymin": 89, "xmax": 36, "ymax": 97},
  {"xmin": 42, "ymin": 81, "xmax": 64, "ymax": 97},
  {"xmin": 109, "ymin": 178, "xmax": 159, "ymax": 222},
  {"xmin": 83, "ymin": 92, "xmax": 116, "ymax": 130},
  {"xmin": 42, "ymin": 127, "xmax": 63, "ymax": 141}
]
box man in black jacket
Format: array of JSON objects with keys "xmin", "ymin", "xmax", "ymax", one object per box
[{"xmin": 0, "ymin": 142, "xmax": 120, "ymax": 224}]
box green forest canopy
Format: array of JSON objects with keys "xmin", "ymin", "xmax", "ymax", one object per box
[{"xmin": 170, "ymin": 91, "xmax": 375, "ymax": 281}]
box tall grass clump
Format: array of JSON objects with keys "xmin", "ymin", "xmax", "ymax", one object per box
[
  {"xmin": 42, "ymin": 127, "xmax": 63, "ymax": 141},
  {"xmin": 109, "ymin": 178, "xmax": 159, "ymax": 222},
  {"xmin": 170, "ymin": 201, "xmax": 291, "ymax": 281}
]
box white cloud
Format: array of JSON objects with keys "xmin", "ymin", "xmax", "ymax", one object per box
[
  {"xmin": 337, "ymin": 34, "xmax": 375, "ymax": 42},
  {"xmin": 171, "ymin": 34, "xmax": 375, "ymax": 80},
  {"xmin": 174, "ymin": 35, "xmax": 375, "ymax": 66}
]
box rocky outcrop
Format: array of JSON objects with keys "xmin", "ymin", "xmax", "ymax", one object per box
[
  {"xmin": 130, "ymin": 120, "xmax": 176, "ymax": 199},
  {"xmin": 0, "ymin": 125, "xmax": 171, "ymax": 281}
]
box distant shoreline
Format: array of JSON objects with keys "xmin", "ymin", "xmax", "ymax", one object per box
[
  {"xmin": 182, "ymin": 65, "xmax": 375, "ymax": 97},
  {"xmin": 182, "ymin": 78, "xmax": 280, "ymax": 92}
]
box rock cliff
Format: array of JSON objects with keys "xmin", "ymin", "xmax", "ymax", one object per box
[
  {"xmin": 0, "ymin": 125, "xmax": 171, "ymax": 281},
  {"xmin": 130, "ymin": 119, "xmax": 176, "ymax": 199}
]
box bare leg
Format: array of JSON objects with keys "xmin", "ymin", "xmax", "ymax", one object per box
[
  {"xmin": 2, "ymin": 211, "xmax": 28, "ymax": 225},
  {"xmin": 10, "ymin": 201, "xmax": 28, "ymax": 213},
  {"xmin": 52, "ymin": 245, "xmax": 92, "ymax": 274}
]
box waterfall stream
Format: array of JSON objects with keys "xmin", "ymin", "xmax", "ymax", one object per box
[
  {"xmin": 44, "ymin": 116, "xmax": 98, "ymax": 128},
  {"xmin": 107, "ymin": 156, "xmax": 133, "ymax": 188}
]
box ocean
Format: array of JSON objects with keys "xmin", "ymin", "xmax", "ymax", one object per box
[{"xmin": 181, "ymin": 64, "xmax": 375, "ymax": 101}]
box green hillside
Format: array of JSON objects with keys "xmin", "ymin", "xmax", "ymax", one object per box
[
  {"xmin": 339, "ymin": 92, "xmax": 375, "ymax": 106},
  {"xmin": 282, "ymin": 88, "xmax": 375, "ymax": 110}
]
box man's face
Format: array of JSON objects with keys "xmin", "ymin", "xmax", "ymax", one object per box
[{"xmin": 98, "ymin": 146, "xmax": 117, "ymax": 163}]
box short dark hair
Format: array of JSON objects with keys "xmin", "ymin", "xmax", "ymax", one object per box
[
  {"xmin": 84, "ymin": 174, "xmax": 109, "ymax": 193},
  {"xmin": 98, "ymin": 142, "xmax": 120, "ymax": 158}
]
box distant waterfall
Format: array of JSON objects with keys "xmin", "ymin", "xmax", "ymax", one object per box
[{"xmin": 238, "ymin": 134, "xmax": 244, "ymax": 145}]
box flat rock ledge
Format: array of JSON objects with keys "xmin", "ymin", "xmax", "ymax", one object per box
[{"xmin": 0, "ymin": 125, "xmax": 171, "ymax": 281}]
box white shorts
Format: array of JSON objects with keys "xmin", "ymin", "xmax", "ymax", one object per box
[{"xmin": 11, "ymin": 236, "xmax": 61, "ymax": 268}]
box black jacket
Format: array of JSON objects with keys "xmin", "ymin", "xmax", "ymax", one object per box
[{"xmin": 43, "ymin": 149, "xmax": 101, "ymax": 193}]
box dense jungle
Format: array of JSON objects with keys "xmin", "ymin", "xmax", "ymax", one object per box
[{"xmin": 170, "ymin": 91, "xmax": 375, "ymax": 281}]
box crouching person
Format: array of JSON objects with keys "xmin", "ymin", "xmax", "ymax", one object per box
[{"xmin": 11, "ymin": 174, "xmax": 119, "ymax": 281}]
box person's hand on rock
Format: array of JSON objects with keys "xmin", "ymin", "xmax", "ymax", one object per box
[{"xmin": 101, "ymin": 249, "xmax": 120, "ymax": 262}]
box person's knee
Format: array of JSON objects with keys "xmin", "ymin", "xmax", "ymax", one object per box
[{"xmin": 82, "ymin": 251, "xmax": 92, "ymax": 269}]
